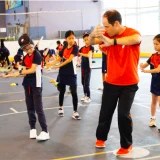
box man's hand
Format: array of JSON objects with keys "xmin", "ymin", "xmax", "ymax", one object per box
[{"xmin": 91, "ymin": 25, "xmax": 105, "ymax": 38}]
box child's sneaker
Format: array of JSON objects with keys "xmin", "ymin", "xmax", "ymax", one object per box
[
  {"xmin": 58, "ymin": 108, "xmax": 64, "ymax": 117},
  {"xmin": 149, "ymin": 118, "xmax": 156, "ymax": 127},
  {"xmin": 81, "ymin": 96, "xmax": 86, "ymax": 101},
  {"xmin": 95, "ymin": 139, "xmax": 106, "ymax": 148},
  {"xmin": 84, "ymin": 97, "xmax": 91, "ymax": 103},
  {"xmin": 116, "ymin": 145, "xmax": 132, "ymax": 156},
  {"xmin": 72, "ymin": 111, "xmax": 81, "ymax": 120},
  {"xmin": 36, "ymin": 131, "xmax": 50, "ymax": 141},
  {"xmin": 29, "ymin": 129, "xmax": 37, "ymax": 139}
]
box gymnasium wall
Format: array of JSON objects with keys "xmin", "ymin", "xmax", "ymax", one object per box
[{"xmin": 28, "ymin": 1, "xmax": 102, "ymax": 39}]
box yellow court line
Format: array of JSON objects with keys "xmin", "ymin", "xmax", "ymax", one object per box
[
  {"xmin": 52, "ymin": 151, "xmax": 113, "ymax": 160},
  {"xmin": 52, "ymin": 143, "xmax": 160, "ymax": 160}
]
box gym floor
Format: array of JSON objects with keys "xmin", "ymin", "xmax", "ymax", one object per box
[{"xmin": 0, "ymin": 58, "xmax": 160, "ymax": 160}]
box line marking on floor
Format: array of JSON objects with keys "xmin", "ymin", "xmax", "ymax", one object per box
[
  {"xmin": 10, "ymin": 108, "xmax": 19, "ymax": 113},
  {"xmin": 0, "ymin": 91, "xmax": 23, "ymax": 95},
  {"xmin": 0, "ymin": 92, "xmax": 94, "ymax": 104},
  {"xmin": 52, "ymin": 151, "xmax": 114, "ymax": 160},
  {"xmin": 0, "ymin": 80, "xmax": 10, "ymax": 83},
  {"xmin": 0, "ymin": 101, "xmax": 155, "ymax": 117},
  {"xmin": 138, "ymin": 155, "xmax": 160, "ymax": 160},
  {"xmin": 134, "ymin": 102, "xmax": 160, "ymax": 113},
  {"xmin": 0, "ymin": 99, "xmax": 25, "ymax": 104},
  {"xmin": 43, "ymin": 74, "xmax": 102, "ymax": 95},
  {"xmin": 0, "ymin": 103, "xmax": 101, "ymax": 117},
  {"xmin": 51, "ymin": 143, "xmax": 160, "ymax": 160}
]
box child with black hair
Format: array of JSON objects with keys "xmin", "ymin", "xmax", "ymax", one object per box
[
  {"xmin": 47, "ymin": 30, "xmax": 81, "ymax": 120},
  {"xmin": 0, "ymin": 39, "xmax": 10, "ymax": 67},
  {"xmin": 13, "ymin": 48, "xmax": 24, "ymax": 70},
  {"xmin": 79, "ymin": 33, "xmax": 94, "ymax": 103},
  {"xmin": 140, "ymin": 34, "xmax": 160, "ymax": 128},
  {"xmin": 56, "ymin": 40, "xmax": 63, "ymax": 53},
  {"xmin": 3, "ymin": 34, "xmax": 50, "ymax": 141}
]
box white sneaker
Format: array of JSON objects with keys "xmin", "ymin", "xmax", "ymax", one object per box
[
  {"xmin": 149, "ymin": 118, "xmax": 156, "ymax": 127},
  {"xmin": 29, "ymin": 129, "xmax": 37, "ymax": 139},
  {"xmin": 58, "ymin": 107, "xmax": 64, "ymax": 117},
  {"xmin": 84, "ymin": 97, "xmax": 91, "ymax": 103},
  {"xmin": 81, "ymin": 96, "xmax": 86, "ymax": 101},
  {"xmin": 72, "ymin": 111, "xmax": 81, "ymax": 120},
  {"xmin": 36, "ymin": 131, "xmax": 50, "ymax": 141}
]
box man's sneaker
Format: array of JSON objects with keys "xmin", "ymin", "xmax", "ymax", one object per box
[
  {"xmin": 81, "ymin": 96, "xmax": 86, "ymax": 101},
  {"xmin": 84, "ymin": 97, "xmax": 91, "ymax": 103},
  {"xmin": 95, "ymin": 139, "xmax": 106, "ymax": 148},
  {"xmin": 149, "ymin": 118, "xmax": 156, "ymax": 127},
  {"xmin": 116, "ymin": 145, "xmax": 132, "ymax": 156},
  {"xmin": 29, "ymin": 129, "xmax": 37, "ymax": 139},
  {"xmin": 36, "ymin": 131, "xmax": 50, "ymax": 141},
  {"xmin": 72, "ymin": 111, "xmax": 81, "ymax": 120},
  {"xmin": 58, "ymin": 108, "xmax": 64, "ymax": 117}
]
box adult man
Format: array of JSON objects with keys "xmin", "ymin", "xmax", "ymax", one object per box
[{"xmin": 89, "ymin": 9, "xmax": 141, "ymax": 155}]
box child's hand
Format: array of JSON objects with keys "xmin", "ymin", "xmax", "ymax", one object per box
[
  {"xmin": 3, "ymin": 72, "xmax": 19, "ymax": 78},
  {"xmin": 141, "ymin": 68, "xmax": 148, "ymax": 73},
  {"xmin": 139, "ymin": 63, "xmax": 144, "ymax": 70}
]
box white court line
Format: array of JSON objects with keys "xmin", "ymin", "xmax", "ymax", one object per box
[
  {"xmin": 0, "ymin": 99, "xmax": 25, "ymax": 104},
  {"xmin": 134, "ymin": 102, "xmax": 160, "ymax": 113},
  {"xmin": 0, "ymin": 100, "xmax": 151, "ymax": 116},
  {"xmin": 0, "ymin": 93, "xmax": 84, "ymax": 104},
  {"xmin": 0, "ymin": 91, "xmax": 23, "ymax": 95},
  {"xmin": 43, "ymin": 74, "xmax": 102, "ymax": 95},
  {"xmin": 10, "ymin": 108, "xmax": 19, "ymax": 113},
  {"xmin": 0, "ymin": 103, "xmax": 101, "ymax": 117},
  {"xmin": 0, "ymin": 97, "xmax": 63, "ymax": 104},
  {"xmin": 0, "ymin": 80, "xmax": 10, "ymax": 83},
  {"xmin": 138, "ymin": 155, "xmax": 160, "ymax": 160}
]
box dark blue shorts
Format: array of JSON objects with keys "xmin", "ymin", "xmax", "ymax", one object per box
[
  {"xmin": 150, "ymin": 75, "xmax": 160, "ymax": 96},
  {"xmin": 59, "ymin": 74, "xmax": 77, "ymax": 86}
]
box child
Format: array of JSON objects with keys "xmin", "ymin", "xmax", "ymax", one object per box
[
  {"xmin": 4, "ymin": 34, "xmax": 50, "ymax": 141},
  {"xmin": 79, "ymin": 32, "xmax": 94, "ymax": 103},
  {"xmin": 0, "ymin": 39, "xmax": 10, "ymax": 67},
  {"xmin": 43, "ymin": 48, "xmax": 56, "ymax": 66},
  {"xmin": 56, "ymin": 40, "xmax": 63, "ymax": 55},
  {"xmin": 140, "ymin": 34, "xmax": 160, "ymax": 127},
  {"xmin": 47, "ymin": 30, "xmax": 81, "ymax": 120},
  {"xmin": 13, "ymin": 48, "xmax": 24, "ymax": 70}
]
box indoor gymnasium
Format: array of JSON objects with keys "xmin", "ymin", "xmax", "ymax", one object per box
[{"xmin": 0, "ymin": 0, "xmax": 160, "ymax": 160}]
